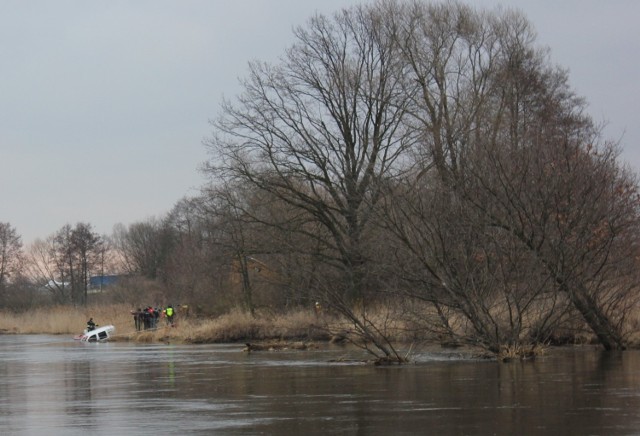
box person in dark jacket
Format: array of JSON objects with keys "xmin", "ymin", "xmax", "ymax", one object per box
[
  {"xmin": 87, "ymin": 318, "xmax": 96, "ymax": 331},
  {"xmin": 131, "ymin": 308, "xmax": 143, "ymax": 331}
]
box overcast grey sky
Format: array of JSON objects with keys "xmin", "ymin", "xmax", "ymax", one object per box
[{"xmin": 2, "ymin": 1, "xmax": 638, "ymax": 244}]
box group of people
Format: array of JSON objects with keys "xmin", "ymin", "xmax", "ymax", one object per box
[{"xmin": 130, "ymin": 305, "xmax": 176, "ymax": 331}]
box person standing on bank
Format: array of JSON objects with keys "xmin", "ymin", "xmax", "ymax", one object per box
[{"xmin": 166, "ymin": 305, "xmax": 175, "ymax": 326}]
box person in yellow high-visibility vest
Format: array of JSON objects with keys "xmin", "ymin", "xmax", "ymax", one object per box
[{"xmin": 165, "ymin": 305, "xmax": 175, "ymax": 325}]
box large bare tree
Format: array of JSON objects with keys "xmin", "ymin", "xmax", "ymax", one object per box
[
  {"xmin": 384, "ymin": 1, "xmax": 638, "ymax": 353},
  {"xmin": 464, "ymin": 132, "xmax": 640, "ymax": 351},
  {"xmin": 204, "ymin": 3, "xmax": 417, "ymax": 361},
  {"xmin": 200, "ymin": 0, "xmax": 638, "ymax": 358}
]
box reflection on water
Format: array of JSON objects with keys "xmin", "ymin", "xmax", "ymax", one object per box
[{"xmin": 0, "ymin": 335, "xmax": 639, "ymax": 435}]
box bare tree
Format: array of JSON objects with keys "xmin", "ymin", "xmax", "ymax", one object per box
[
  {"xmin": 199, "ymin": 0, "xmax": 637, "ymax": 357},
  {"xmin": 51, "ymin": 223, "xmax": 103, "ymax": 305},
  {"xmin": 112, "ymin": 218, "xmax": 174, "ymax": 281},
  {"xmin": 204, "ymin": 3, "xmax": 417, "ymax": 361},
  {"xmin": 0, "ymin": 222, "xmax": 23, "ymax": 306},
  {"xmin": 69, "ymin": 223, "xmax": 102, "ymax": 305},
  {"xmin": 25, "ymin": 237, "xmax": 71, "ymax": 304},
  {"xmin": 465, "ymin": 132, "xmax": 640, "ymax": 350},
  {"xmin": 392, "ymin": 0, "xmax": 511, "ymax": 181},
  {"xmin": 164, "ymin": 199, "xmax": 203, "ymax": 306},
  {"xmin": 163, "ymin": 197, "xmax": 228, "ymax": 310},
  {"xmin": 382, "ymin": 171, "xmax": 573, "ymax": 356},
  {"xmin": 215, "ymin": 187, "xmax": 261, "ymax": 317},
  {"xmin": 24, "ymin": 223, "xmax": 103, "ymax": 305},
  {"xmin": 383, "ymin": 1, "xmax": 637, "ymax": 353},
  {"xmin": 195, "ymin": 184, "xmax": 290, "ymax": 316}
]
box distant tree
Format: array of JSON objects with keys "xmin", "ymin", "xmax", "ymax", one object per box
[
  {"xmin": 25, "ymin": 237, "xmax": 71, "ymax": 304},
  {"xmin": 188, "ymin": 184, "xmax": 273, "ymax": 316},
  {"xmin": 93, "ymin": 234, "xmax": 119, "ymax": 289},
  {"xmin": 0, "ymin": 222, "xmax": 23, "ymax": 306},
  {"xmin": 24, "ymin": 223, "xmax": 103, "ymax": 305},
  {"xmin": 211, "ymin": 185, "xmax": 259, "ymax": 317},
  {"xmin": 51, "ymin": 223, "xmax": 103, "ymax": 305},
  {"xmin": 112, "ymin": 218, "xmax": 174, "ymax": 281},
  {"xmin": 162, "ymin": 197, "xmax": 219, "ymax": 308},
  {"xmin": 70, "ymin": 223, "xmax": 102, "ymax": 305}
]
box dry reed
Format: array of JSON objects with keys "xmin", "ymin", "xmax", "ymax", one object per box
[
  {"xmin": 0, "ymin": 305, "xmax": 329, "ymax": 344},
  {"xmin": 0, "ymin": 304, "xmax": 136, "ymax": 335},
  {"xmin": 1, "ymin": 302, "xmax": 626, "ymax": 358}
]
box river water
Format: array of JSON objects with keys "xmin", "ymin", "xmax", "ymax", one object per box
[{"xmin": 0, "ymin": 335, "xmax": 639, "ymax": 435}]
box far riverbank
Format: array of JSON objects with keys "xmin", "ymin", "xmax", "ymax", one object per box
[
  {"xmin": 0, "ymin": 304, "xmax": 337, "ymax": 344},
  {"xmin": 2, "ymin": 304, "xmax": 637, "ymax": 358}
]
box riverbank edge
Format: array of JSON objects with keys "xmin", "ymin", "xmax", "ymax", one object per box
[{"xmin": 1, "ymin": 305, "xmax": 638, "ymax": 359}]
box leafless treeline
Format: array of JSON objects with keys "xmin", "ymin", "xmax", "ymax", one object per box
[{"xmin": 1, "ymin": 1, "xmax": 639, "ymax": 359}]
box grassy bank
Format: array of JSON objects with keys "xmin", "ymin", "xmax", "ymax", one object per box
[
  {"xmin": 0, "ymin": 304, "xmax": 334, "ymax": 344},
  {"xmin": 3, "ymin": 304, "xmax": 634, "ymax": 358}
]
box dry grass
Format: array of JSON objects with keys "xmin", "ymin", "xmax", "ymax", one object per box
[
  {"xmin": 0, "ymin": 304, "xmax": 136, "ymax": 335},
  {"xmin": 2, "ymin": 302, "xmax": 632, "ymax": 358},
  {"xmin": 186, "ymin": 308, "xmax": 328, "ymax": 343},
  {"xmin": 498, "ymin": 344, "xmax": 546, "ymax": 362},
  {"xmin": 0, "ymin": 305, "xmax": 330, "ymax": 344}
]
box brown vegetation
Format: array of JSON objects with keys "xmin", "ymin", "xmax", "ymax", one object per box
[
  {"xmin": 3, "ymin": 303, "xmax": 634, "ymax": 355},
  {"xmin": 0, "ymin": 305, "xmax": 333, "ymax": 344}
]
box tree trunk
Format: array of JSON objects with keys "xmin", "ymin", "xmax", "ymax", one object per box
[
  {"xmin": 239, "ymin": 254, "xmax": 255, "ymax": 318},
  {"xmin": 568, "ymin": 283, "xmax": 626, "ymax": 350}
]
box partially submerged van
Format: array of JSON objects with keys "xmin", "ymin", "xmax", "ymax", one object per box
[{"xmin": 75, "ymin": 325, "xmax": 116, "ymax": 342}]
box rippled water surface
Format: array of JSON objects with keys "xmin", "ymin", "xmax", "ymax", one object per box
[{"xmin": 1, "ymin": 335, "xmax": 640, "ymax": 435}]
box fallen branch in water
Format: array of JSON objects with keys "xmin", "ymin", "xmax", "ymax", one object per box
[{"xmin": 243, "ymin": 341, "xmax": 318, "ymax": 352}]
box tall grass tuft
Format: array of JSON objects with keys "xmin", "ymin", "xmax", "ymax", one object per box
[{"xmin": 498, "ymin": 344, "xmax": 545, "ymax": 362}]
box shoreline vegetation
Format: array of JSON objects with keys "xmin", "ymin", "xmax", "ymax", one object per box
[
  {"xmin": 0, "ymin": 305, "xmax": 333, "ymax": 344},
  {"xmin": 1, "ymin": 304, "xmax": 631, "ymax": 362}
]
